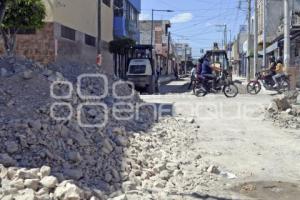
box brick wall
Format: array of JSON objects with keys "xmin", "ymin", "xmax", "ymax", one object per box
[{"xmin": 0, "ymin": 23, "xmax": 55, "ymax": 64}]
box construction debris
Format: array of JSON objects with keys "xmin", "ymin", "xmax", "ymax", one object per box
[
  {"xmin": 266, "ymin": 92, "xmax": 300, "ymax": 129},
  {"xmin": 0, "ymin": 56, "xmax": 155, "ymax": 197}
]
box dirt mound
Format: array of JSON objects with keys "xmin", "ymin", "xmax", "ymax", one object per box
[{"xmin": 0, "ymin": 56, "xmax": 155, "ymax": 196}]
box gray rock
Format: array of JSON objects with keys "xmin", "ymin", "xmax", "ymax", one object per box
[
  {"xmin": 0, "ymin": 153, "xmax": 16, "ymax": 167},
  {"xmin": 153, "ymin": 180, "xmax": 166, "ymax": 188},
  {"xmin": 207, "ymin": 165, "xmax": 220, "ymax": 174},
  {"xmin": 5, "ymin": 141, "xmax": 19, "ymax": 154},
  {"xmin": 1, "ymin": 195, "xmax": 14, "ymax": 200},
  {"xmin": 268, "ymin": 102, "xmax": 279, "ymax": 113},
  {"xmin": 122, "ymin": 181, "xmax": 136, "ymax": 192},
  {"xmin": 10, "ymin": 179, "xmax": 25, "ymax": 189},
  {"xmin": 39, "ymin": 166, "xmax": 51, "ymax": 178},
  {"xmin": 40, "ymin": 176, "xmax": 58, "ymax": 188},
  {"xmin": 1, "ymin": 68, "xmax": 8, "ymax": 77},
  {"xmin": 159, "ymin": 170, "xmax": 171, "ymax": 180},
  {"xmin": 67, "ymin": 151, "xmax": 82, "ymax": 163},
  {"xmin": 14, "ymin": 188, "xmax": 36, "ymax": 200},
  {"xmin": 111, "ymin": 194, "xmax": 127, "ymax": 200},
  {"xmin": 64, "ymin": 169, "xmax": 83, "ymax": 180},
  {"xmin": 22, "ymin": 70, "xmax": 33, "ymax": 80},
  {"xmin": 24, "ymin": 179, "xmax": 40, "ymax": 191},
  {"xmin": 54, "ymin": 182, "xmax": 84, "ymax": 200}
]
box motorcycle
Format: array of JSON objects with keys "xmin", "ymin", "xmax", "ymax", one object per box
[
  {"xmin": 247, "ymin": 71, "xmax": 290, "ymax": 95},
  {"xmin": 193, "ymin": 69, "xmax": 239, "ymax": 98}
]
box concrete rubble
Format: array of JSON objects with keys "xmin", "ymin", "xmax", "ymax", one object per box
[
  {"xmin": 266, "ymin": 91, "xmax": 300, "ymax": 129},
  {"xmin": 0, "ymin": 56, "xmax": 155, "ymax": 199}
]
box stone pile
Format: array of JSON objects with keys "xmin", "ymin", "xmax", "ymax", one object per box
[
  {"xmin": 266, "ymin": 91, "xmax": 300, "ymax": 129},
  {"xmin": 107, "ymin": 118, "xmax": 230, "ymax": 200},
  {"xmin": 0, "ymin": 164, "xmax": 105, "ymax": 200},
  {"xmin": 0, "ymin": 56, "xmax": 155, "ymax": 197}
]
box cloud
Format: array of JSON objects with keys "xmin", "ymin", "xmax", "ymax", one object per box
[
  {"xmin": 170, "ymin": 13, "xmax": 193, "ymax": 24},
  {"xmin": 139, "ymin": 13, "xmax": 150, "ymax": 20},
  {"xmin": 205, "ymin": 22, "xmax": 213, "ymax": 27}
]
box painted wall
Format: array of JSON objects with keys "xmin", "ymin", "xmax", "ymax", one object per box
[
  {"xmin": 43, "ymin": 0, "xmax": 113, "ymax": 42},
  {"xmin": 128, "ymin": 0, "xmax": 141, "ymax": 12}
]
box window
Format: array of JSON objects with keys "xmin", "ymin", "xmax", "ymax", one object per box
[
  {"xmin": 85, "ymin": 34, "xmax": 96, "ymax": 47},
  {"xmin": 61, "ymin": 25, "xmax": 76, "ymax": 41},
  {"xmin": 103, "ymin": 0, "xmax": 110, "ymax": 7},
  {"xmin": 129, "ymin": 65, "xmax": 146, "ymax": 74},
  {"xmin": 114, "ymin": 0, "xmax": 123, "ymax": 17},
  {"xmin": 17, "ymin": 28, "xmax": 36, "ymax": 35}
]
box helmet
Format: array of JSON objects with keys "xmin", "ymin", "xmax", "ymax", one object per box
[
  {"xmin": 276, "ymin": 56, "xmax": 282, "ymax": 64},
  {"xmin": 269, "ymin": 56, "xmax": 275, "ymax": 62}
]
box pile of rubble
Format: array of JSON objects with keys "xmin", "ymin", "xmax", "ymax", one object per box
[
  {"xmin": 0, "ymin": 56, "xmax": 155, "ymax": 199},
  {"xmin": 107, "ymin": 118, "xmax": 235, "ymax": 200},
  {"xmin": 0, "ymin": 164, "xmax": 104, "ymax": 200},
  {"xmin": 266, "ymin": 91, "xmax": 300, "ymax": 129}
]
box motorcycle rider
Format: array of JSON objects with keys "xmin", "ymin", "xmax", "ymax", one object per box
[
  {"xmin": 264, "ymin": 56, "xmax": 277, "ymax": 82},
  {"xmin": 272, "ymin": 57, "xmax": 284, "ymax": 88},
  {"xmin": 201, "ymin": 53, "xmax": 217, "ymax": 91}
]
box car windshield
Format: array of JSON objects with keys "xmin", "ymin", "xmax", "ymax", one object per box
[{"xmin": 129, "ymin": 65, "xmax": 146, "ymax": 74}]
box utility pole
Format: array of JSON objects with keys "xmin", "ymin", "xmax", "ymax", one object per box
[
  {"xmin": 97, "ymin": 0, "xmax": 102, "ymax": 66},
  {"xmin": 228, "ymin": 29, "xmax": 232, "ymax": 61},
  {"xmin": 247, "ymin": 0, "xmax": 251, "ymax": 82},
  {"xmin": 184, "ymin": 46, "xmax": 187, "ymax": 75},
  {"xmin": 284, "ymin": 0, "xmax": 294, "ymax": 89},
  {"xmin": 216, "ymin": 25, "xmax": 227, "ymax": 51},
  {"xmin": 263, "ymin": 0, "xmax": 267, "ymax": 68},
  {"xmin": 167, "ymin": 31, "xmax": 171, "ymax": 75},
  {"xmin": 151, "ymin": 9, "xmax": 154, "ymax": 46},
  {"xmin": 254, "ymin": 0, "xmax": 258, "ymax": 75},
  {"xmin": 284, "ymin": 0, "xmax": 290, "ymax": 71},
  {"xmin": 224, "ymin": 24, "xmax": 227, "ymax": 51}
]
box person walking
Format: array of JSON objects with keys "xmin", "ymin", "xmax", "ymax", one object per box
[{"xmin": 188, "ymin": 65, "xmax": 196, "ymax": 89}]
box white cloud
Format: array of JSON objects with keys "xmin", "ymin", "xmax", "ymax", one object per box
[
  {"xmin": 139, "ymin": 13, "xmax": 150, "ymax": 20},
  {"xmin": 170, "ymin": 13, "xmax": 193, "ymax": 24},
  {"xmin": 205, "ymin": 22, "xmax": 213, "ymax": 27}
]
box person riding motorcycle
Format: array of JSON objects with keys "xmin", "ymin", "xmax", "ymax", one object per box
[
  {"xmin": 201, "ymin": 54, "xmax": 217, "ymax": 90},
  {"xmin": 272, "ymin": 57, "xmax": 285, "ymax": 88},
  {"xmin": 263, "ymin": 56, "xmax": 277, "ymax": 82}
]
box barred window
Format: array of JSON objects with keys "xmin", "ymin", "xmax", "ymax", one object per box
[
  {"xmin": 103, "ymin": 0, "xmax": 110, "ymax": 7},
  {"xmin": 61, "ymin": 25, "xmax": 76, "ymax": 41},
  {"xmin": 85, "ymin": 34, "xmax": 96, "ymax": 47}
]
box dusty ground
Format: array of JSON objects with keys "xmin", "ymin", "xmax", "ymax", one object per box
[{"xmin": 135, "ymin": 78, "xmax": 300, "ymax": 200}]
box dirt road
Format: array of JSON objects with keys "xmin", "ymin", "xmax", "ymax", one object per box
[{"xmin": 136, "ymin": 79, "xmax": 300, "ymax": 200}]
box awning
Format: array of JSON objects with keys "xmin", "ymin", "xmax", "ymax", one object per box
[{"xmin": 258, "ymin": 41, "xmax": 278, "ymax": 56}]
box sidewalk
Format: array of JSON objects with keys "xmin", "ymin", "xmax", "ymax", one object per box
[{"xmin": 158, "ymin": 74, "xmax": 176, "ymax": 84}]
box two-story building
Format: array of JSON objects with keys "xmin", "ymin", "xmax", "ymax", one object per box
[
  {"xmin": 113, "ymin": 0, "xmax": 141, "ymax": 42},
  {"xmin": 139, "ymin": 20, "xmax": 172, "ymax": 75},
  {"xmin": 0, "ymin": 0, "xmax": 115, "ymax": 74},
  {"xmin": 257, "ymin": 0, "xmax": 300, "ymax": 85}
]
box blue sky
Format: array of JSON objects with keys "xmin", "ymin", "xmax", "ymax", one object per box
[{"xmin": 140, "ymin": 0, "xmax": 248, "ymax": 58}]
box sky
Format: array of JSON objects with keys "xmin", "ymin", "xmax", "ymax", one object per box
[{"xmin": 140, "ymin": 0, "xmax": 248, "ymax": 58}]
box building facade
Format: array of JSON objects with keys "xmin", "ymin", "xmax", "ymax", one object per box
[
  {"xmin": 113, "ymin": 0, "xmax": 141, "ymax": 41},
  {"xmin": 139, "ymin": 20, "xmax": 174, "ymax": 75},
  {"xmin": 175, "ymin": 43, "xmax": 192, "ymax": 74},
  {"xmin": 0, "ymin": 0, "xmax": 115, "ymax": 74},
  {"xmin": 257, "ymin": 0, "xmax": 300, "ymax": 85}
]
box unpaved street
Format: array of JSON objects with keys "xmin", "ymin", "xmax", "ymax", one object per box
[{"xmin": 132, "ymin": 79, "xmax": 300, "ymax": 200}]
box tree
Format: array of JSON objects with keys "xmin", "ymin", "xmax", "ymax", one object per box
[
  {"xmin": 0, "ymin": 0, "xmax": 46, "ymax": 56},
  {"xmin": 0, "ymin": 0, "xmax": 8, "ymax": 25}
]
